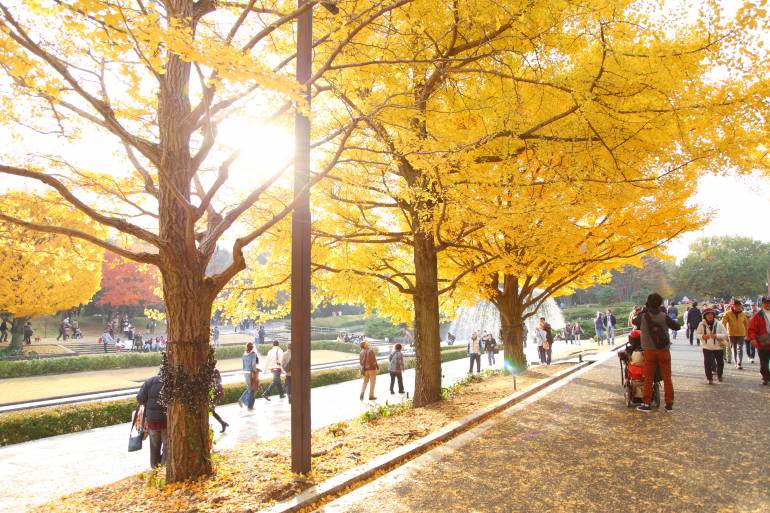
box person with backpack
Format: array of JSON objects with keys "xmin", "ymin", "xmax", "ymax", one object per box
[
  {"xmin": 747, "ymin": 296, "xmax": 770, "ymax": 386},
  {"xmin": 136, "ymin": 373, "xmax": 167, "ymax": 468},
  {"xmin": 604, "ymin": 309, "xmax": 617, "ymax": 344},
  {"xmin": 594, "ymin": 312, "xmax": 606, "ymax": 345},
  {"xmin": 686, "ymin": 302, "xmax": 703, "ymax": 346},
  {"xmin": 388, "ymin": 343, "xmax": 405, "ymax": 394},
  {"xmin": 359, "ymin": 341, "xmax": 379, "ymax": 401},
  {"xmin": 633, "ymin": 292, "xmax": 680, "ymax": 413},
  {"xmin": 722, "ymin": 299, "xmax": 749, "ymax": 370},
  {"xmin": 210, "ymin": 365, "xmax": 228, "ymax": 433},
  {"xmin": 697, "ymin": 308, "xmax": 728, "ymax": 384}
]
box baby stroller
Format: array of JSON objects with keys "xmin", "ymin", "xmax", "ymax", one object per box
[{"xmin": 617, "ymin": 330, "xmax": 661, "ymax": 408}]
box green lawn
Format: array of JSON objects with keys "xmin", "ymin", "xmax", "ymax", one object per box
[{"xmin": 310, "ymin": 314, "xmax": 365, "ymax": 329}]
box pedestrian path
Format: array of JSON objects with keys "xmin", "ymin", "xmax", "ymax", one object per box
[
  {"xmin": 319, "ymin": 342, "xmax": 770, "ymax": 513},
  {"xmin": 0, "ymin": 339, "xmax": 598, "ymax": 512}
]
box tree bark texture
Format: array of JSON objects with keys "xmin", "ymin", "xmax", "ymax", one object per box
[
  {"xmin": 492, "ymin": 274, "xmax": 528, "ymax": 373},
  {"xmin": 499, "ymin": 308, "xmax": 527, "ymax": 373},
  {"xmin": 411, "ymin": 227, "xmax": 442, "ymax": 407},
  {"xmin": 162, "ymin": 275, "xmax": 215, "ymax": 482},
  {"xmin": 9, "ymin": 316, "xmax": 27, "ymax": 351},
  {"xmin": 155, "ymin": 0, "xmax": 215, "ymax": 483}
]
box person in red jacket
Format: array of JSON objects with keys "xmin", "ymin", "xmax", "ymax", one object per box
[{"xmin": 747, "ymin": 296, "xmax": 770, "ymax": 386}]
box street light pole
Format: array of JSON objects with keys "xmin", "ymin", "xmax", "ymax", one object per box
[
  {"xmin": 290, "ymin": 0, "xmax": 338, "ymax": 475},
  {"xmin": 290, "ymin": 0, "xmax": 313, "ymax": 475}
]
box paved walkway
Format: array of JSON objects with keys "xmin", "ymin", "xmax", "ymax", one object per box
[
  {"xmin": 0, "ymin": 339, "xmax": 597, "ymax": 512},
  {"xmin": 319, "ymin": 342, "xmax": 770, "ymax": 513},
  {"xmin": 0, "ymin": 350, "xmax": 354, "ymax": 406}
]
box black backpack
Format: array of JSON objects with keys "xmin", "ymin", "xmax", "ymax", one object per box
[{"xmin": 644, "ymin": 311, "xmax": 670, "ymax": 349}]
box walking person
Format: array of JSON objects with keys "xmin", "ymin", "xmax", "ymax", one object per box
[
  {"xmin": 388, "ymin": 343, "xmax": 405, "ymax": 394},
  {"xmin": 633, "ymin": 293, "xmax": 680, "ymax": 413},
  {"xmin": 262, "ymin": 340, "xmax": 285, "ymax": 400},
  {"xmin": 594, "ymin": 312, "xmax": 605, "ymax": 345},
  {"xmin": 667, "ymin": 303, "xmax": 680, "ymax": 340},
  {"xmin": 210, "ymin": 365, "xmax": 229, "ymax": 432},
  {"xmin": 572, "ymin": 323, "xmax": 582, "ymax": 345},
  {"xmin": 281, "ymin": 344, "xmax": 292, "ymax": 403},
  {"xmin": 485, "ymin": 334, "xmax": 498, "ymax": 365},
  {"xmin": 467, "ymin": 331, "xmax": 482, "ymax": 373},
  {"xmin": 534, "ymin": 318, "xmax": 550, "ymax": 365},
  {"xmin": 628, "ymin": 306, "xmax": 641, "ymax": 328},
  {"xmin": 0, "ymin": 317, "xmax": 8, "ymax": 343},
  {"xmin": 686, "ymin": 302, "xmax": 703, "ymax": 346},
  {"xmin": 697, "ymin": 308, "xmax": 728, "ymax": 384},
  {"xmin": 605, "ymin": 309, "xmax": 617, "ymax": 345},
  {"xmin": 542, "ymin": 317, "xmax": 553, "ymax": 365},
  {"xmin": 22, "ymin": 321, "xmax": 33, "ymax": 345},
  {"xmin": 722, "ymin": 299, "xmax": 749, "ymax": 370},
  {"xmin": 136, "ymin": 372, "xmax": 166, "ymax": 468},
  {"xmin": 359, "ymin": 341, "xmax": 379, "ymax": 401},
  {"xmin": 564, "ymin": 322, "xmax": 573, "ymax": 345},
  {"xmin": 238, "ymin": 342, "xmax": 259, "ymax": 410},
  {"xmin": 211, "ymin": 325, "xmax": 220, "ymax": 348},
  {"xmin": 101, "ymin": 327, "xmax": 114, "ymax": 353},
  {"xmin": 747, "ymin": 296, "xmax": 770, "ymax": 386}
]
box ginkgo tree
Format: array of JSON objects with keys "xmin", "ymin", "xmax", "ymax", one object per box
[
  {"xmin": 308, "ymin": 0, "xmax": 766, "ymax": 405},
  {"xmin": 450, "ymin": 161, "xmax": 704, "ymax": 371},
  {"xmin": 0, "ymin": 0, "xmax": 421, "ymax": 481},
  {"xmin": 0, "ymin": 193, "xmax": 104, "ymax": 350}
]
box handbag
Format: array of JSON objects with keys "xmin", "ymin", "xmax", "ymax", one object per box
[
  {"xmin": 128, "ymin": 406, "xmax": 144, "ymax": 452},
  {"xmin": 757, "ymin": 332, "xmax": 770, "ymax": 347}
]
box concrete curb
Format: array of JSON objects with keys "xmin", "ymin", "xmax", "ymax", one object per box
[{"xmin": 257, "ymin": 359, "xmax": 595, "ymax": 513}]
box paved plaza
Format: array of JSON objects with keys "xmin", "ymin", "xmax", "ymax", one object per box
[{"xmin": 319, "ymin": 342, "xmax": 770, "ymax": 513}]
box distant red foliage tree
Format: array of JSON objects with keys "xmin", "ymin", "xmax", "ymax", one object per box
[{"xmin": 96, "ymin": 252, "xmax": 162, "ymax": 309}]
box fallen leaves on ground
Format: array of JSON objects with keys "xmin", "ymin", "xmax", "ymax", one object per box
[{"xmin": 33, "ymin": 364, "xmax": 569, "ymax": 513}]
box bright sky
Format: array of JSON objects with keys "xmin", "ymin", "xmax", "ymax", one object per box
[{"xmin": 666, "ymin": 172, "xmax": 770, "ymax": 261}]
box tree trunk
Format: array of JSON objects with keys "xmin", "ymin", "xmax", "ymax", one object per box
[
  {"xmin": 411, "ymin": 227, "xmax": 442, "ymax": 407},
  {"xmin": 155, "ymin": 0, "xmax": 210, "ymax": 483},
  {"xmin": 499, "ymin": 309, "xmax": 527, "ymax": 372},
  {"xmin": 10, "ymin": 316, "xmax": 27, "ymax": 351},
  {"xmin": 162, "ymin": 270, "xmax": 214, "ymax": 482}
]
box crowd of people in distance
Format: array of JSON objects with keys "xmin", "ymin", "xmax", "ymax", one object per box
[{"xmin": 100, "ymin": 314, "xmax": 166, "ymax": 353}]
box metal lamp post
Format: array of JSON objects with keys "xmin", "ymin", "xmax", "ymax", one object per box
[{"xmin": 291, "ymin": 0, "xmax": 338, "ymax": 475}]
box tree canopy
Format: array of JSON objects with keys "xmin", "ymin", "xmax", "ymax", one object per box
[
  {"xmin": 673, "ymin": 236, "xmax": 770, "ymax": 299},
  {"xmin": 0, "ymin": 193, "xmax": 104, "ymax": 348}
]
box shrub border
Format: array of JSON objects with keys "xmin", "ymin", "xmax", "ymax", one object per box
[{"xmin": 0, "ymin": 341, "xmax": 359, "ymax": 379}]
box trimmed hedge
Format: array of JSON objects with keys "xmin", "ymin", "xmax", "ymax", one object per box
[
  {"xmin": 0, "ymin": 347, "xmax": 467, "ymax": 446},
  {"xmin": 0, "ymin": 341, "xmax": 358, "ymax": 379}
]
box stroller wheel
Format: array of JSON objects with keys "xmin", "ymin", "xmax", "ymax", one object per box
[{"xmin": 624, "ymin": 385, "xmax": 634, "ymax": 407}]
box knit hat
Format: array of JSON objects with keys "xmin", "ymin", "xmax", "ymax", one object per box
[{"xmin": 762, "ymin": 296, "xmax": 770, "ymax": 304}]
